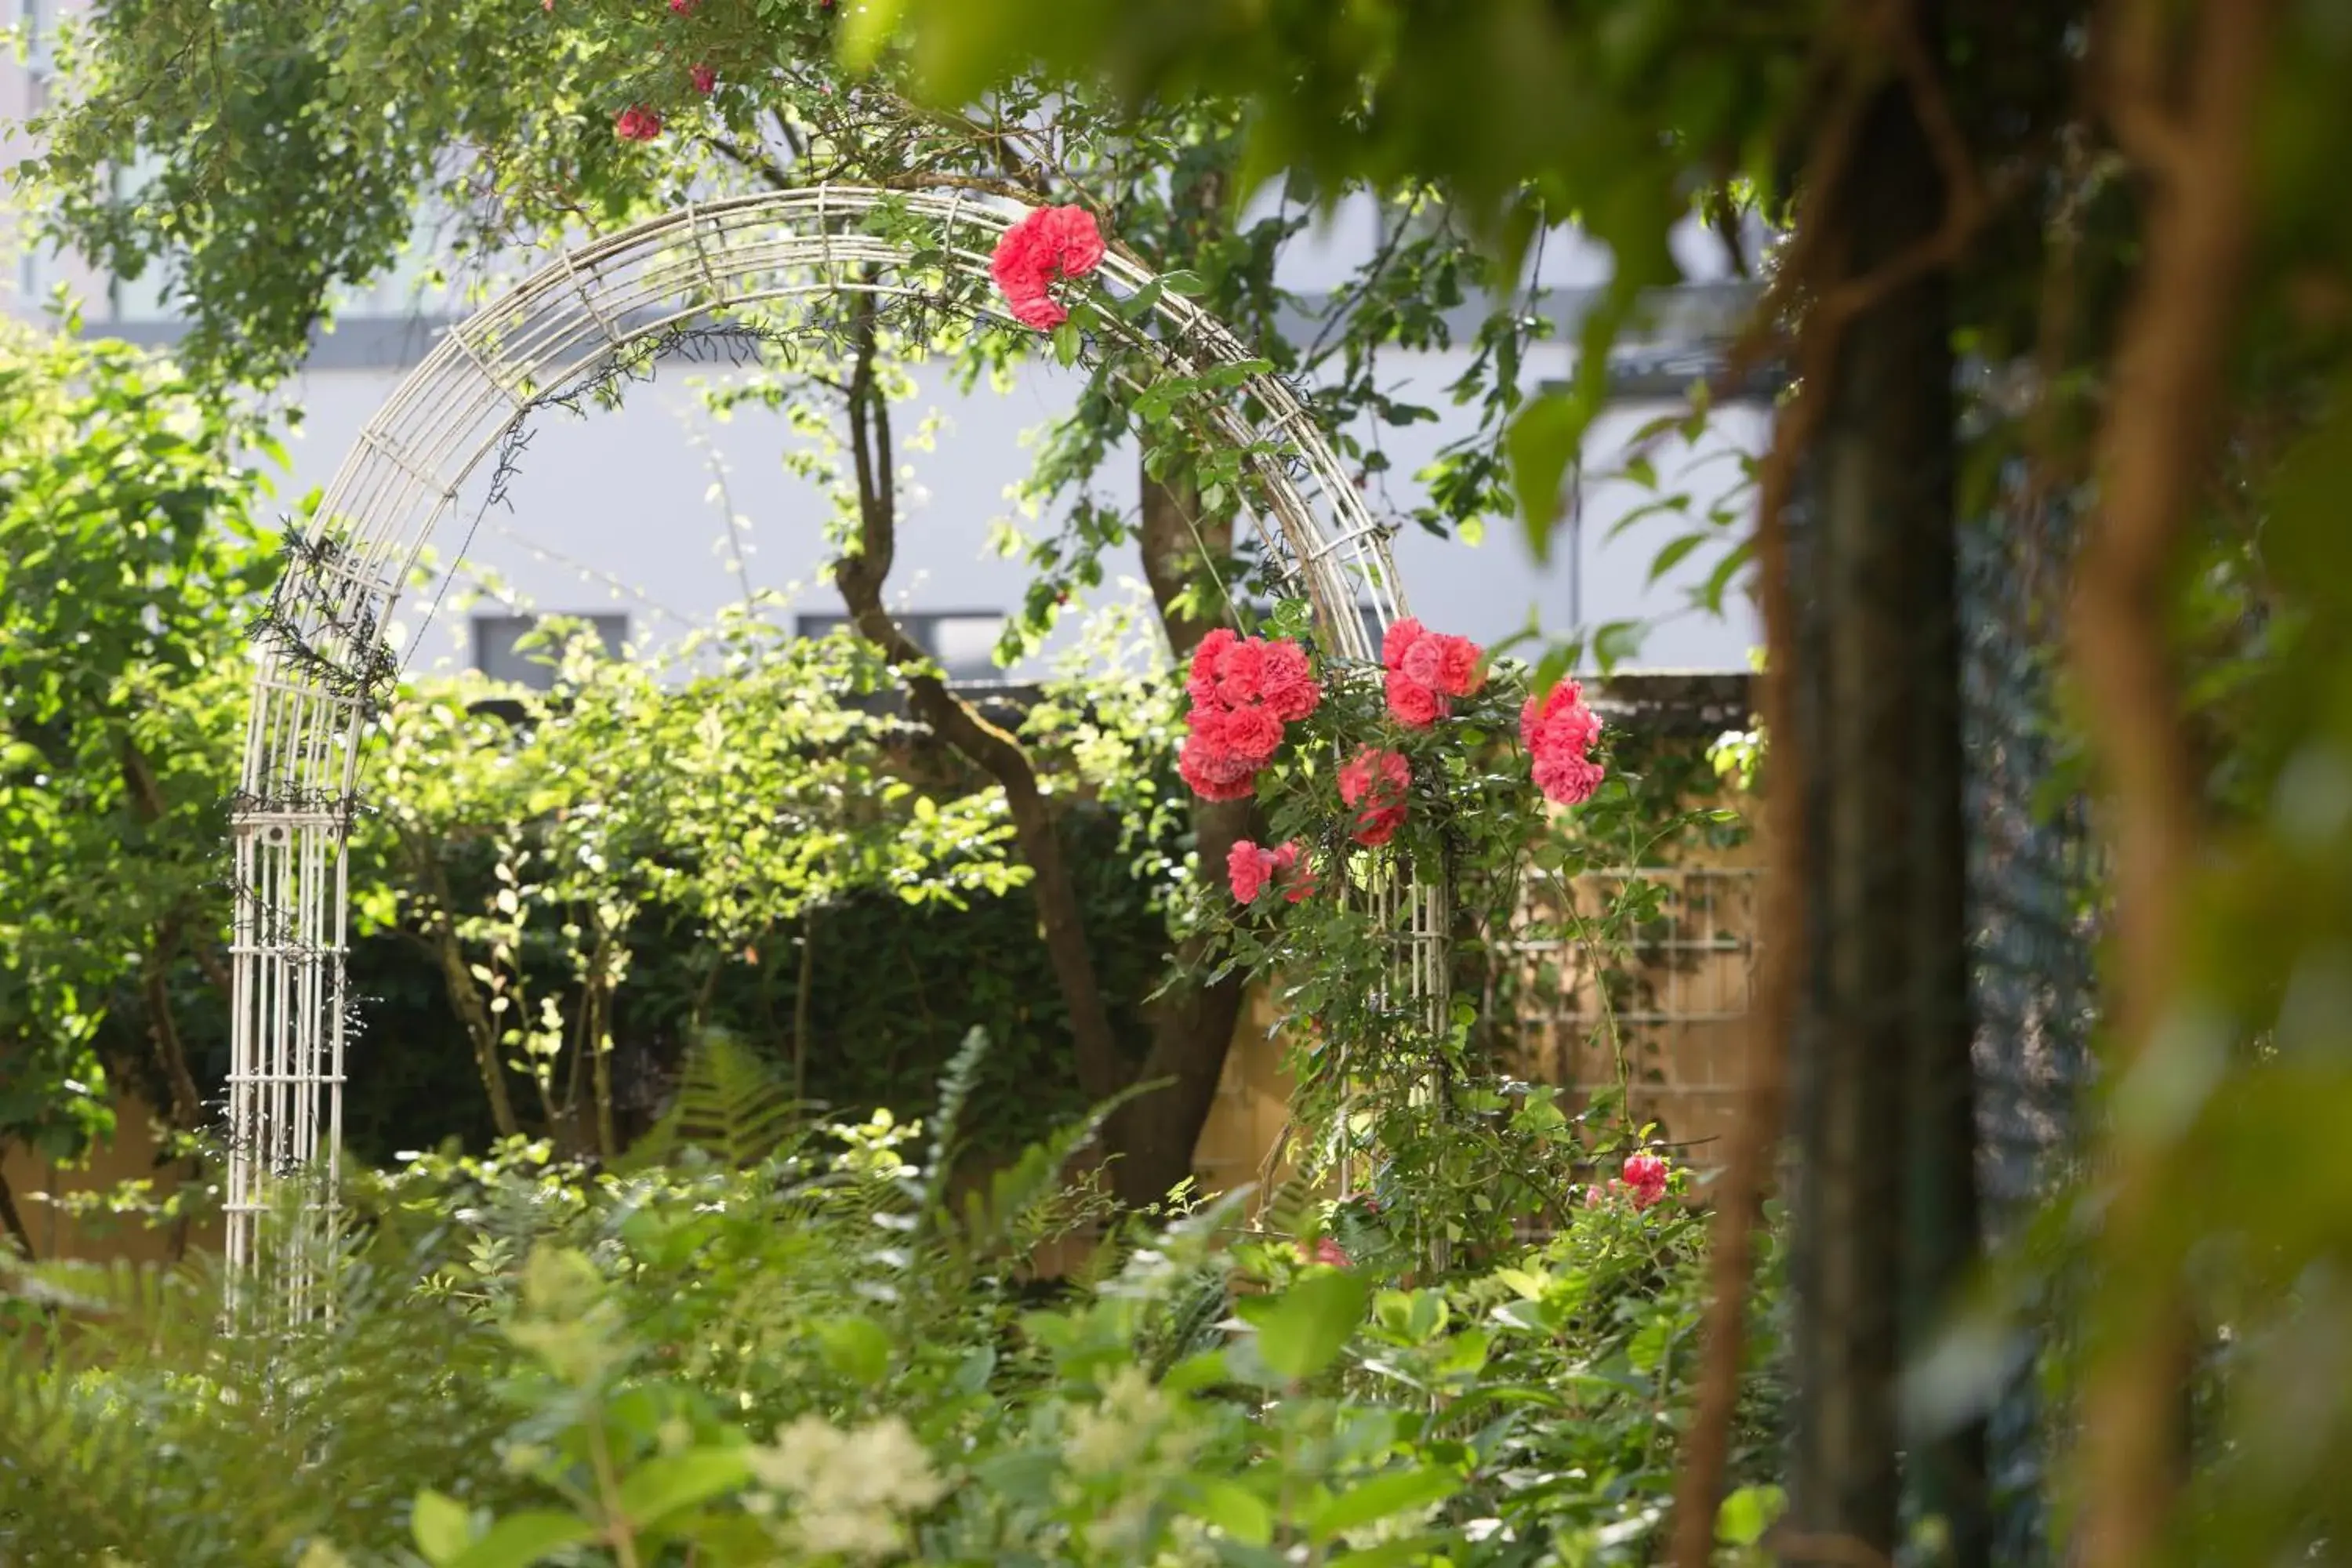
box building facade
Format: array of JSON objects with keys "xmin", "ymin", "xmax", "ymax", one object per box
[{"xmin": 3, "ymin": 0, "xmax": 1769, "ymax": 684}]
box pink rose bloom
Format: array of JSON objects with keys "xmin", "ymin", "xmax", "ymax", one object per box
[
  {"xmin": 1188, "ymin": 629, "xmax": 1238, "ymax": 706},
  {"xmin": 989, "ymin": 205, "xmax": 1107, "ymax": 332},
  {"xmin": 1003, "ymin": 290, "xmax": 1068, "ymax": 332},
  {"xmin": 1623, "ymin": 1152, "xmax": 1669, "ymax": 1210},
  {"xmin": 1214, "ymin": 638, "xmax": 1268, "ymax": 706},
  {"xmin": 690, "ymin": 62, "xmax": 717, "ymax": 94},
  {"xmin": 1381, "ymin": 617, "xmax": 1428, "ymax": 669},
  {"xmin": 1400, "ymin": 634, "xmax": 1449, "ymax": 690},
  {"xmin": 1338, "ymin": 746, "xmax": 1410, "ymax": 847},
  {"xmin": 1256, "ymin": 639, "xmax": 1322, "ymax": 722},
  {"xmin": 1269, "ymin": 840, "xmax": 1316, "ymax": 903},
  {"xmin": 1436, "ymin": 634, "xmax": 1485, "ymax": 697},
  {"xmin": 613, "ymin": 106, "xmax": 663, "ymax": 142},
  {"xmin": 1179, "ymin": 736, "xmax": 1258, "ymax": 801},
  {"xmin": 1523, "ymin": 679, "xmax": 1606, "ymax": 806},
  {"xmin": 1385, "ymin": 668, "xmax": 1446, "ymax": 728},
  {"xmin": 669, "ymin": 0, "xmax": 698, "ymax": 12},
  {"xmin": 1229, "ymin": 840, "xmax": 1277, "ymax": 903},
  {"xmin": 1215, "ymin": 703, "xmax": 1285, "ymax": 769}
]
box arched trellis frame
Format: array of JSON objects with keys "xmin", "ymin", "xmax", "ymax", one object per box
[{"xmin": 227, "ymin": 186, "xmax": 1446, "ymax": 1294}]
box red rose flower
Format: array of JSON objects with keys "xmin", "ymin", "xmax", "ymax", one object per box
[
  {"xmin": 1384, "ymin": 667, "xmax": 1445, "ymax": 728},
  {"xmin": 1523, "ymin": 679, "xmax": 1605, "ymax": 806},
  {"xmin": 1228, "ymin": 840, "xmax": 1277, "ymax": 903},
  {"xmin": 988, "ymin": 205, "xmax": 1107, "ymax": 332},
  {"xmin": 1623, "ymin": 1152, "xmax": 1669, "ymax": 1209},
  {"xmin": 690, "ymin": 62, "xmax": 717, "ymax": 94},
  {"xmin": 1255, "ymin": 639, "xmax": 1322, "ymax": 722},
  {"xmin": 1436, "ymin": 634, "xmax": 1484, "ymax": 697},
  {"xmin": 1214, "ymin": 638, "xmax": 1268, "ymax": 706},
  {"xmin": 1187, "ymin": 629, "xmax": 1238, "ymax": 707},
  {"xmin": 614, "ymin": 105, "xmax": 663, "ymax": 142}
]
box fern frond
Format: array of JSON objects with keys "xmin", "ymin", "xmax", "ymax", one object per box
[
  {"xmin": 918, "ymin": 1025, "xmax": 992, "ymax": 1214},
  {"xmin": 630, "ymin": 1028, "xmax": 809, "ymax": 1169}
]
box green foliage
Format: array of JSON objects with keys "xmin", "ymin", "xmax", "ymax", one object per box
[
  {"xmin": 2, "ymin": 1059, "xmax": 1785, "ymax": 1566},
  {"xmin": 332, "ymin": 611, "xmax": 1183, "ymax": 1164},
  {"xmin": 1192, "ymin": 614, "xmax": 1736, "ymax": 1262},
  {"xmin": 0, "ymin": 318, "xmax": 281, "ymax": 1159}
]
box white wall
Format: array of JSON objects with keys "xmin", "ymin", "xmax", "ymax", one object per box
[{"xmin": 278, "ymin": 346, "xmax": 1762, "ymax": 684}]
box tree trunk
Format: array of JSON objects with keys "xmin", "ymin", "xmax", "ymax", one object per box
[
  {"xmin": 833, "ymin": 294, "xmax": 1131, "ymax": 1107},
  {"xmin": 0, "ymin": 1163, "xmax": 34, "ymax": 1260},
  {"xmin": 417, "ymin": 851, "xmax": 521, "ymax": 1140},
  {"xmin": 1105, "ymin": 456, "xmax": 1254, "ymax": 1208},
  {"xmin": 2072, "ymin": 2, "xmax": 2270, "ymax": 1562},
  {"xmin": 1788, "ymin": 11, "xmax": 1983, "ymax": 1557}
]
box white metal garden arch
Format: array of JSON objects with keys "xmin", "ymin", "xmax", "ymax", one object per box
[{"xmin": 227, "ymin": 186, "xmax": 1443, "ymax": 1288}]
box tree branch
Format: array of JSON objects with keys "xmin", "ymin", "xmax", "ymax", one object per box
[
  {"xmin": 830, "ymin": 288, "xmax": 1131, "ymax": 1105},
  {"xmin": 2072, "ymin": 2, "xmax": 2274, "ymax": 1562}
]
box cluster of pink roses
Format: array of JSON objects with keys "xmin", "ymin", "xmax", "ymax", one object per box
[
  {"xmin": 1381, "ymin": 617, "xmax": 1484, "ymax": 727},
  {"xmin": 1179, "ymin": 629, "xmax": 1323, "ymax": 802},
  {"xmin": 1588, "ymin": 1150, "xmax": 1671, "ymax": 1211},
  {"xmin": 1523, "ymin": 678, "xmax": 1606, "ymax": 806},
  {"xmin": 986, "ymin": 205, "xmax": 1108, "ymax": 331},
  {"xmin": 1181, "ymin": 616, "xmax": 1610, "ymax": 904}
]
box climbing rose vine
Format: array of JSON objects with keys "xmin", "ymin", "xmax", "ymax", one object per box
[{"xmin": 988, "ymin": 205, "xmax": 1108, "ymax": 331}]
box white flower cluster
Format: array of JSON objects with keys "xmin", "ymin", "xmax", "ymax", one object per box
[
  {"xmin": 1058, "ymin": 1367, "xmax": 1202, "ymax": 1555},
  {"xmin": 747, "ymin": 1414, "xmax": 947, "ymax": 1563}
]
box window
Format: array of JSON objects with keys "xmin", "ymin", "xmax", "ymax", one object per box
[
  {"xmin": 471, "ymin": 613, "xmax": 628, "ymax": 691},
  {"xmin": 19, "ymin": 0, "xmax": 49, "ymax": 78},
  {"xmin": 795, "ymin": 611, "xmax": 1005, "ymax": 681}
]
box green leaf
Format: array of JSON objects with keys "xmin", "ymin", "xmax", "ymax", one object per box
[
  {"xmin": 1646, "ymin": 530, "xmax": 1710, "ymax": 585},
  {"xmin": 1156, "ymin": 270, "xmax": 1207, "ymax": 296},
  {"xmin": 1717, "ymin": 1484, "xmax": 1787, "ymax": 1548},
  {"xmin": 1506, "ymin": 392, "xmax": 1587, "ymax": 562},
  {"xmin": 448, "ymin": 1511, "xmax": 594, "ymax": 1568},
  {"xmin": 817, "ymin": 1313, "xmax": 893, "ymax": 1386},
  {"xmin": 1308, "ymin": 1466, "xmax": 1461, "ymax": 1544},
  {"xmin": 411, "ymin": 1490, "xmax": 474, "ymax": 1564},
  {"xmin": 1592, "ymin": 619, "xmax": 1646, "ymax": 673},
  {"xmin": 1235, "ymin": 1268, "xmax": 1370, "ymax": 1381},
  {"xmin": 836, "ymin": 0, "xmax": 907, "ymax": 70},
  {"xmin": 615, "ymin": 1448, "xmax": 752, "ymax": 1528},
  {"xmin": 1190, "ymin": 1479, "xmax": 1274, "ymax": 1545}
]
